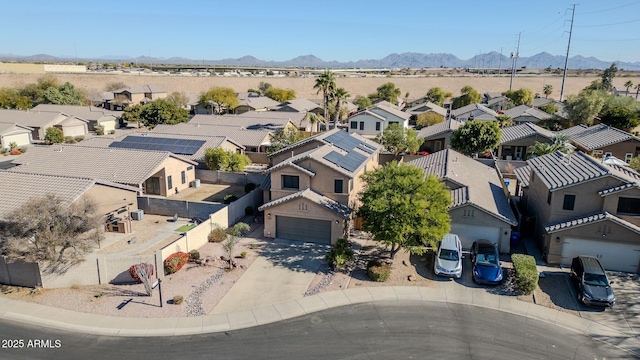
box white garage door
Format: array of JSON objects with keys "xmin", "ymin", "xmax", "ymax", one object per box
[
  {"xmin": 101, "ymin": 120, "xmax": 116, "ymax": 132},
  {"xmin": 561, "ymin": 237, "xmax": 640, "ymax": 273},
  {"xmin": 3, "ymin": 133, "xmax": 30, "ymax": 147},
  {"xmin": 63, "ymin": 125, "xmax": 85, "ymax": 137},
  {"xmin": 450, "ymin": 223, "xmax": 500, "ymax": 250}
]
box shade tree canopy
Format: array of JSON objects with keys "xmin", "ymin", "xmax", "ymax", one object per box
[
  {"xmin": 375, "ymin": 123, "xmax": 423, "ymax": 156},
  {"xmin": 199, "ymin": 87, "xmax": 239, "ymax": 114},
  {"xmin": 450, "ymin": 121, "xmax": 501, "ymax": 156},
  {"xmin": 451, "ymin": 85, "xmax": 481, "ymax": 110}
]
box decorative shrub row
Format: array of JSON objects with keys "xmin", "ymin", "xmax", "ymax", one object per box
[
  {"xmin": 367, "ymin": 259, "xmax": 391, "ymax": 282},
  {"xmin": 325, "ymin": 238, "xmax": 355, "ymax": 270},
  {"xmin": 128, "ymin": 263, "xmax": 155, "ymax": 282},
  {"xmin": 511, "ymin": 253, "xmax": 538, "ymax": 295},
  {"xmin": 164, "ymin": 251, "xmax": 189, "ymax": 275}
]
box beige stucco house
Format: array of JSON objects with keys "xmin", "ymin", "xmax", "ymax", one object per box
[
  {"xmin": 347, "ymin": 102, "xmax": 411, "ymax": 139},
  {"xmin": 504, "ymin": 105, "xmax": 553, "ymax": 125},
  {"xmin": 408, "ymin": 149, "xmax": 517, "ymax": 252},
  {"xmin": 233, "ymin": 92, "xmax": 280, "ymax": 114},
  {"xmin": 190, "ymin": 112, "xmax": 304, "ymax": 133},
  {"xmin": 259, "ymin": 129, "xmax": 382, "ymax": 245},
  {"xmin": 106, "ymin": 84, "xmax": 167, "ymax": 110},
  {"xmin": 32, "ymin": 104, "xmax": 121, "ymax": 132},
  {"xmin": 0, "ymin": 109, "xmax": 89, "ymax": 140},
  {"xmin": 560, "ymin": 124, "xmax": 640, "ymax": 163},
  {"xmin": 496, "ymin": 123, "xmax": 556, "ymax": 161},
  {"xmin": 452, "ymin": 103, "xmax": 498, "ymax": 122},
  {"xmin": 417, "ymin": 119, "xmax": 463, "ymax": 153},
  {"xmin": 516, "ymin": 151, "xmax": 640, "ymax": 272},
  {"xmin": 10, "ymin": 144, "xmax": 197, "ymax": 197},
  {"xmin": 0, "ymin": 122, "xmax": 33, "ymax": 149}
]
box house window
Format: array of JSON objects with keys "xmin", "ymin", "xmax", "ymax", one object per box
[
  {"xmin": 350, "ymin": 121, "xmax": 357, "ymax": 129},
  {"xmin": 547, "ymin": 191, "xmax": 552, "ymax": 205},
  {"xmin": 282, "ymin": 175, "xmax": 299, "ymax": 190},
  {"xmin": 334, "ymin": 179, "xmax": 343, "ymax": 193},
  {"xmin": 562, "ymin": 194, "xmax": 576, "ymax": 210},
  {"xmin": 359, "ymin": 122, "xmax": 364, "ymax": 130},
  {"xmin": 604, "ymin": 152, "xmax": 612, "ymax": 157},
  {"xmin": 626, "ymin": 153, "xmax": 633, "ymax": 163},
  {"xmin": 617, "ymin": 197, "xmax": 640, "ymax": 215},
  {"xmin": 463, "ymin": 209, "xmax": 475, "ymax": 217},
  {"xmin": 181, "ymin": 171, "xmax": 186, "ymax": 184},
  {"xmin": 376, "ymin": 122, "xmax": 381, "ymax": 131},
  {"xmin": 168, "ymin": 175, "xmax": 173, "ymax": 190}
]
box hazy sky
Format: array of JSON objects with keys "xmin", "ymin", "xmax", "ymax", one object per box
[{"xmin": 2, "ymin": 0, "xmax": 639, "ymax": 63}]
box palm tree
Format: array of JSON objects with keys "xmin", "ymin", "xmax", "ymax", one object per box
[
  {"xmin": 527, "ymin": 134, "xmax": 572, "ymax": 157},
  {"xmin": 303, "ymin": 112, "xmax": 325, "ymax": 134},
  {"xmin": 333, "ymin": 87, "xmax": 350, "ymax": 127},
  {"xmin": 543, "ymin": 84, "xmax": 553, "ymax": 99},
  {"xmin": 313, "ymin": 70, "xmax": 336, "ymax": 126},
  {"xmin": 634, "ymin": 83, "xmax": 640, "ymax": 100},
  {"xmin": 624, "ymin": 80, "xmax": 633, "ymax": 94}
]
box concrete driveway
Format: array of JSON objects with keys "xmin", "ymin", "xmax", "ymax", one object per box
[{"xmin": 211, "ymin": 239, "xmax": 327, "ymax": 314}]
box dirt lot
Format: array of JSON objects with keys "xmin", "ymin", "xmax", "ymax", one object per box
[{"xmin": 2, "ymin": 72, "xmax": 638, "ymax": 101}]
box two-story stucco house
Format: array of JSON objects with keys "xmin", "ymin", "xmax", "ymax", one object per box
[
  {"xmin": 516, "ymin": 151, "xmax": 640, "ymax": 272},
  {"xmin": 347, "ymin": 102, "xmax": 411, "ymax": 139},
  {"xmin": 259, "ymin": 129, "xmax": 381, "ymax": 245},
  {"xmin": 504, "ymin": 105, "xmax": 553, "ymax": 125}
]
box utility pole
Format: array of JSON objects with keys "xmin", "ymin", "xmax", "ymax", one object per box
[
  {"xmin": 509, "ymin": 32, "xmax": 522, "ymax": 90},
  {"xmin": 498, "ymin": 47, "xmax": 503, "ymax": 76},
  {"xmin": 560, "ymin": 4, "xmax": 577, "ymax": 102}
]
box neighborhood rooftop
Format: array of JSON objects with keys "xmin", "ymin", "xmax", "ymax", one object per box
[
  {"xmin": 151, "ymin": 123, "xmax": 271, "ymax": 148},
  {"xmin": 190, "ymin": 112, "xmax": 306, "ymax": 131},
  {"xmin": 31, "ymin": 104, "xmax": 121, "ymax": 120},
  {"xmin": 258, "ymin": 188, "xmax": 352, "ymax": 218},
  {"xmin": 527, "ymin": 151, "xmax": 611, "ymax": 191},
  {"xmin": 269, "ymin": 128, "xmax": 381, "ymax": 159},
  {"xmin": 500, "ymin": 122, "xmax": 555, "ymax": 144},
  {"xmin": 417, "ymin": 119, "xmax": 462, "ymax": 139},
  {"xmin": 562, "ymin": 124, "xmax": 639, "ymax": 150}
]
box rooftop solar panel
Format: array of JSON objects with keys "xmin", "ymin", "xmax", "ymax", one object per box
[{"xmin": 109, "ymin": 136, "xmax": 206, "ymax": 155}]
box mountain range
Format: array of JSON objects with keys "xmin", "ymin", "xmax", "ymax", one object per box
[{"xmin": 1, "ymin": 51, "xmax": 638, "ymax": 70}]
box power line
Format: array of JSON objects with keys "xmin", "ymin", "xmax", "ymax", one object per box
[
  {"xmin": 577, "ymin": 1, "xmax": 640, "ymax": 15},
  {"xmin": 575, "ymin": 18, "xmax": 640, "ymax": 27}
]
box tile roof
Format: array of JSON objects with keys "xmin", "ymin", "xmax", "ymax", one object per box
[
  {"xmin": 190, "ymin": 112, "xmax": 305, "ymax": 132},
  {"xmin": 31, "ymin": 104, "xmax": 121, "ymax": 120},
  {"xmin": 268, "ymin": 161, "xmax": 316, "ymax": 176},
  {"xmin": 486, "ymin": 96, "xmax": 508, "ymax": 106},
  {"xmin": 450, "ymin": 186, "xmax": 469, "ymax": 207},
  {"xmin": 544, "ymin": 211, "xmax": 640, "ymax": 234},
  {"xmin": 505, "ymin": 105, "xmax": 553, "ymax": 121},
  {"xmin": 563, "ymin": 124, "xmax": 639, "ymax": 150},
  {"xmin": 514, "ymin": 165, "xmax": 532, "ymax": 188},
  {"xmin": 0, "ymin": 109, "xmax": 66, "ymax": 128},
  {"xmin": 236, "ymin": 95, "xmax": 280, "ymax": 110},
  {"xmin": 558, "ymin": 124, "xmax": 589, "ymax": 137},
  {"xmin": 0, "ymin": 171, "xmax": 138, "ymax": 220},
  {"xmin": 258, "ymin": 188, "xmax": 352, "ymax": 218},
  {"xmin": 152, "ymin": 123, "xmax": 270, "ymax": 148},
  {"xmin": 371, "ymin": 103, "xmax": 411, "ymax": 120},
  {"xmin": 500, "ymin": 123, "xmax": 555, "ymax": 144},
  {"xmin": 269, "ymin": 128, "xmax": 381, "ymax": 159},
  {"xmin": 417, "ymin": 119, "xmax": 463, "ymax": 139},
  {"xmin": 406, "ymin": 102, "xmax": 448, "ymax": 117},
  {"xmin": 598, "ymin": 183, "xmax": 639, "ymax": 196},
  {"xmin": 0, "ymin": 122, "xmax": 33, "ymax": 135},
  {"xmin": 10, "ymin": 144, "xmax": 196, "ymax": 186},
  {"xmin": 452, "ymin": 103, "xmax": 498, "ymax": 118},
  {"xmin": 114, "ymin": 84, "xmax": 166, "ymax": 94},
  {"xmin": 276, "ymin": 99, "xmax": 322, "ymax": 112},
  {"xmin": 527, "ymin": 151, "xmax": 610, "ymax": 191},
  {"xmin": 407, "ymin": 149, "xmax": 517, "ymax": 225},
  {"xmin": 347, "ymin": 109, "xmax": 387, "ymax": 122}
]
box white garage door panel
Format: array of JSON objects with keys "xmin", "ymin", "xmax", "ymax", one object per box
[
  {"xmin": 450, "ymin": 223, "xmax": 500, "ymax": 250},
  {"xmin": 63, "ymin": 126, "xmax": 85, "ymax": 137},
  {"xmin": 101, "ymin": 120, "xmax": 116, "ymax": 132},
  {"xmin": 3, "ymin": 133, "xmax": 30, "ymax": 147},
  {"xmin": 561, "ymin": 238, "xmax": 640, "ymax": 273}
]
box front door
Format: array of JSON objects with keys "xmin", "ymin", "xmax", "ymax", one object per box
[{"xmin": 514, "ymin": 146, "xmax": 524, "ymax": 160}]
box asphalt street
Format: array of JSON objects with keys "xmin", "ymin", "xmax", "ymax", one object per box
[{"xmin": 0, "ymin": 301, "xmax": 631, "ymax": 360}]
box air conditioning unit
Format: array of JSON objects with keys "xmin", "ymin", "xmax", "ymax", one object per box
[
  {"xmin": 191, "ymin": 179, "xmax": 201, "ymax": 188},
  {"xmin": 131, "ymin": 209, "xmax": 144, "ymax": 221}
]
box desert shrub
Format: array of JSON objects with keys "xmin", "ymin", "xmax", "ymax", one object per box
[
  {"xmin": 367, "ymin": 259, "xmax": 391, "ymax": 282},
  {"xmin": 0, "ymin": 148, "xmax": 8, "ymax": 155},
  {"xmin": 128, "ymin": 262, "xmax": 155, "ymax": 282},
  {"xmin": 223, "ymin": 194, "xmax": 239, "ymax": 204},
  {"xmin": 9, "ymin": 142, "xmax": 17, "ymax": 150},
  {"xmin": 18, "ymin": 146, "xmax": 27, "ymax": 153},
  {"xmin": 164, "ymin": 251, "xmax": 189, "ymax": 275},
  {"xmin": 189, "ymin": 249, "xmax": 200, "ymax": 261},
  {"xmin": 74, "ymin": 135, "xmax": 85, "ymax": 142},
  {"xmin": 208, "ymin": 226, "xmax": 227, "ymax": 243},
  {"xmin": 245, "ymin": 206, "xmax": 253, "ymax": 216},
  {"xmin": 173, "ymin": 295, "xmax": 184, "ymax": 305},
  {"xmin": 95, "ymin": 125, "xmax": 104, "ymax": 135},
  {"xmin": 64, "ymin": 136, "xmax": 76, "ymax": 144},
  {"xmin": 511, "ymin": 254, "xmax": 538, "ymax": 295},
  {"xmin": 244, "ymin": 183, "xmax": 256, "ymax": 193},
  {"xmin": 240, "ymin": 251, "xmax": 247, "ymax": 258},
  {"xmin": 325, "ymin": 238, "xmax": 355, "ymax": 270},
  {"xmin": 9, "ymin": 149, "xmax": 21, "ymax": 155}
]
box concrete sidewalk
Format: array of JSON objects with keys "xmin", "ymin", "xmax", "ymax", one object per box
[{"xmin": 1, "ymin": 286, "xmax": 638, "ymax": 356}]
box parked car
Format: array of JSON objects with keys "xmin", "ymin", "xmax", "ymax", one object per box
[
  {"xmin": 470, "ymin": 240, "xmax": 503, "ymax": 285},
  {"xmin": 570, "ymin": 256, "xmax": 615, "ymax": 308},
  {"xmin": 434, "ymin": 233, "xmax": 463, "ymax": 278}
]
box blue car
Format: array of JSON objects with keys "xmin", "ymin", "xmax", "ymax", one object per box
[{"xmin": 470, "ymin": 240, "xmax": 503, "ymax": 285}]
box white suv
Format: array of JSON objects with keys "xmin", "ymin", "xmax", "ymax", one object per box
[{"xmin": 434, "ymin": 233, "xmax": 463, "ymax": 278}]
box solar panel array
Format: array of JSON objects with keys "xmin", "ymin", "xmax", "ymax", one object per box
[
  {"xmin": 323, "ymin": 150, "xmax": 368, "ymax": 173},
  {"xmin": 109, "ymin": 136, "xmax": 206, "ymax": 155},
  {"xmin": 324, "ymin": 131, "xmax": 375, "ymax": 154}
]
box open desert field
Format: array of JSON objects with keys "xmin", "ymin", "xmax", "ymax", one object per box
[{"xmin": 1, "ymin": 72, "xmax": 639, "ymax": 101}]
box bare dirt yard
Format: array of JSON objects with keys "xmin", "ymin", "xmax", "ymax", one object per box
[
  {"xmin": 2, "ymin": 72, "xmax": 638, "ymax": 102},
  {"xmin": 172, "ymin": 183, "xmax": 246, "ymax": 203}
]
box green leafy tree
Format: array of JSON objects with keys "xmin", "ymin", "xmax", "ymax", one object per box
[
  {"xmin": 527, "ymin": 134, "xmax": 572, "ymax": 157},
  {"xmin": 303, "ymin": 112, "xmax": 325, "ymax": 133},
  {"xmin": 140, "ymin": 99, "xmax": 189, "ymax": 129},
  {"xmin": 42, "ymin": 82, "xmax": 86, "ymax": 105},
  {"xmin": 199, "ymin": 87, "xmax": 239, "ymax": 114},
  {"xmin": 375, "ymin": 123, "xmax": 424, "ymax": 156},
  {"xmin": 0, "ymin": 88, "xmax": 32, "ymax": 109},
  {"xmin": 495, "ymin": 114, "xmax": 514, "ymax": 128},
  {"xmin": 451, "ymin": 85, "xmax": 481, "ymax": 109},
  {"xmin": 357, "ymin": 161, "xmax": 451, "ymax": 259},
  {"xmin": 122, "ymin": 104, "xmax": 144, "ymax": 127},
  {"xmin": 450, "ymin": 121, "xmax": 501, "ymax": 156},
  {"xmin": 332, "ymin": 87, "xmax": 350, "ymax": 126},
  {"xmin": 258, "ymin": 81, "xmax": 272, "ymax": 96},
  {"xmin": 266, "ymin": 127, "xmax": 306, "ymax": 154},
  {"xmin": 564, "ymin": 90, "xmax": 606, "ymax": 126},
  {"xmin": 204, "ymin": 148, "xmax": 251, "ymax": 172},
  {"xmin": 222, "ymin": 222, "xmax": 251, "ymax": 269},
  {"xmin": 541, "ymin": 102, "xmax": 559, "ymax": 115},
  {"xmin": 415, "ymin": 112, "xmax": 444, "ymax": 128},
  {"xmin": 353, "ymin": 95, "xmax": 372, "ymax": 110},
  {"xmin": 314, "ymin": 71, "xmax": 336, "ymax": 122},
  {"xmin": 629, "ymin": 156, "xmax": 640, "ymax": 172},
  {"xmin": 165, "ymin": 91, "xmax": 189, "ymax": 108},
  {"xmin": 264, "ymin": 87, "xmax": 296, "ymax": 102},
  {"xmin": 624, "ymin": 80, "xmax": 633, "ymax": 94},
  {"xmin": 503, "ymin": 88, "xmax": 534, "ymax": 106},
  {"xmin": 369, "ymin": 82, "xmax": 401, "ymax": 104},
  {"xmin": 600, "ymin": 63, "xmax": 618, "ymax": 91},
  {"xmin": 600, "ymin": 105, "xmax": 639, "ymax": 131},
  {"xmin": 44, "ymin": 127, "xmax": 64, "ymax": 144},
  {"xmin": 543, "ymin": 84, "xmax": 553, "ymax": 99},
  {"xmin": 104, "ymin": 82, "xmax": 127, "ymax": 92},
  {"xmin": 424, "ymin": 87, "xmax": 453, "ymax": 106}
]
